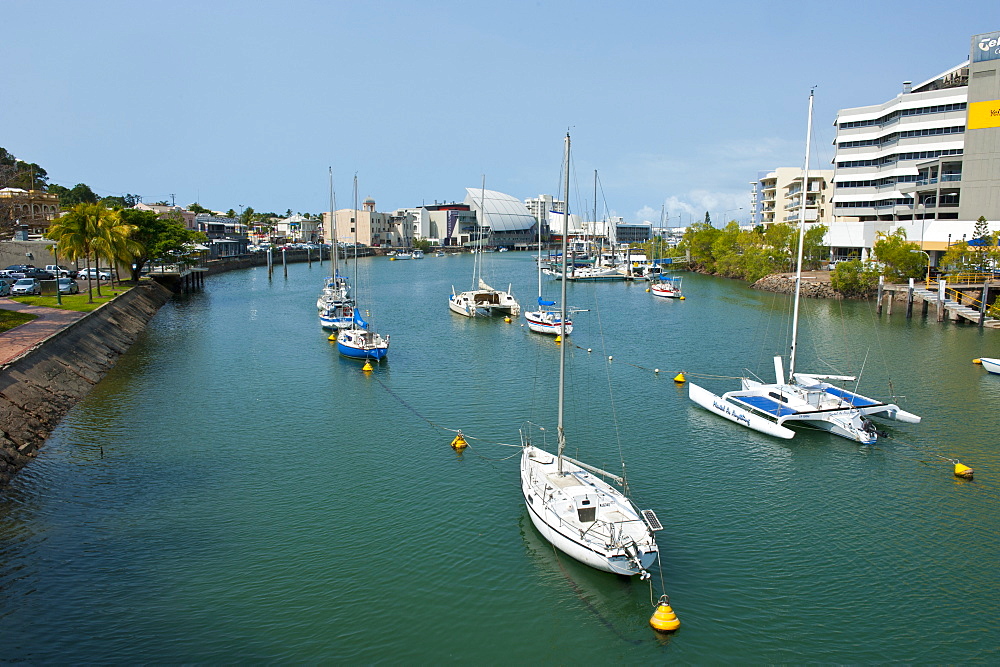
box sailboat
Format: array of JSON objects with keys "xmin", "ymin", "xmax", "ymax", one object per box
[
  {"xmin": 688, "ymin": 92, "xmax": 919, "ymax": 444},
  {"xmin": 319, "ymin": 167, "xmax": 355, "ymax": 329},
  {"xmin": 520, "ymin": 133, "xmax": 661, "ymax": 578},
  {"xmin": 448, "ymin": 180, "xmax": 521, "ymax": 318},
  {"xmin": 334, "ymin": 177, "xmax": 390, "ymax": 360},
  {"xmin": 524, "ymin": 207, "xmax": 573, "ymax": 335}
]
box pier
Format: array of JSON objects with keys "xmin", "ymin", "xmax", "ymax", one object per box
[{"xmin": 878, "ymin": 274, "xmax": 1000, "ymax": 328}]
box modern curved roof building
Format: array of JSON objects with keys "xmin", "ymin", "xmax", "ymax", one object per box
[{"xmin": 463, "ymin": 188, "xmax": 536, "ymax": 233}]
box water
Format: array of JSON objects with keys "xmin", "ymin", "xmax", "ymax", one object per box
[{"xmin": 2, "ymin": 253, "xmax": 999, "ymax": 662}]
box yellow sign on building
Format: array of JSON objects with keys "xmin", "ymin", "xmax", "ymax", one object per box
[{"xmin": 967, "ymin": 99, "xmax": 1000, "ymax": 130}]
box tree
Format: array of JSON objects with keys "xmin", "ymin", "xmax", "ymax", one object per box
[
  {"xmin": 119, "ymin": 209, "xmax": 207, "ymax": 281},
  {"xmin": 92, "ymin": 211, "xmax": 141, "ymax": 288},
  {"xmin": 703, "ymin": 211, "xmax": 712, "ymax": 226},
  {"xmin": 188, "ymin": 202, "xmax": 210, "ymax": 215},
  {"xmin": 226, "ymin": 209, "xmax": 236, "ymax": 218},
  {"xmin": 871, "ymin": 229, "xmax": 925, "ymax": 281},
  {"xmin": 830, "ymin": 260, "xmax": 880, "ymax": 297},
  {"xmin": 49, "ymin": 183, "xmax": 99, "ymax": 209},
  {"xmin": 46, "ymin": 203, "xmax": 116, "ymax": 302},
  {"xmin": 969, "ymin": 216, "xmax": 1000, "ymax": 273}
]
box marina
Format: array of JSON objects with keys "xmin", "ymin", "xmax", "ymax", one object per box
[{"xmin": 1, "ymin": 253, "xmax": 999, "ymax": 662}]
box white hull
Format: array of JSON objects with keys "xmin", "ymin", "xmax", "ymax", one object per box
[
  {"xmin": 980, "ymin": 357, "xmax": 1000, "ymax": 374},
  {"xmin": 449, "ymin": 287, "xmax": 521, "ymax": 317},
  {"xmin": 689, "ymin": 382, "xmax": 795, "ymax": 439},
  {"xmin": 520, "ymin": 446, "xmax": 657, "ymax": 576},
  {"xmin": 524, "ymin": 310, "xmax": 572, "ymax": 335},
  {"xmin": 650, "ymin": 284, "xmax": 682, "ymax": 298}
]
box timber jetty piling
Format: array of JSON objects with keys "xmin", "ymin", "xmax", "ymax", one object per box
[{"xmin": 877, "ymin": 275, "xmax": 1000, "ymax": 328}]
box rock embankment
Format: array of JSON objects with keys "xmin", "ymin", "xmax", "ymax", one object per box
[
  {"xmin": 0, "ymin": 281, "xmax": 173, "ymax": 486},
  {"xmin": 750, "ymin": 273, "xmax": 841, "ymax": 299}
]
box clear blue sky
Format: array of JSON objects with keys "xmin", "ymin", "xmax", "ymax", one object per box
[{"xmin": 2, "ymin": 0, "xmax": 994, "ymax": 226}]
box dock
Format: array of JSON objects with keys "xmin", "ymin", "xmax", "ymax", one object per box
[{"xmin": 878, "ymin": 275, "xmax": 1000, "ymax": 328}]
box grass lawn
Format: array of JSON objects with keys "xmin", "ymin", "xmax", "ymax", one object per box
[
  {"xmin": 0, "ymin": 309, "xmax": 38, "ymax": 333},
  {"xmin": 8, "ymin": 283, "xmax": 135, "ymax": 313}
]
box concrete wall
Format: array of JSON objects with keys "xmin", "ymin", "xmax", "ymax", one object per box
[{"xmin": 0, "ymin": 281, "xmax": 173, "ymax": 486}]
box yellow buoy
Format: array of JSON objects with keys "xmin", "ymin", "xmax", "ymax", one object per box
[
  {"xmin": 362, "ymin": 361, "xmax": 374, "ymax": 372},
  {"xmin": 328, "ymin": 333, "xmax": 337, "ymax": 341},
  {"xmin": 954, "ymin": 461, "xmax": 974, "ymax": 479},
  {"xmin": 674, "ymin": 372, "xmax": 686, "ymax": 383},
  {"xmin": 973, "ymin": 358, "xmax": 982, "ymax": 365},
  {"xmin": 555, "ymin": 335, "xmax": 562, "ymax": 343},
  {"xmin": 389, "ymin": 256, "xmax": 396, "ymax": 261},
  {"xmin": 680, "ymin": 295, "xmax": 686, "ymax": 300},
  {"xmin": 451, "ymin": 430, "xmax": 468, "ymax": 450},
  {"xmin": 645, "ymin": 287, "xmax": 650, "ymax": 292},
  {"xmin": 649, "ymin": 595, "xmax": 680, "ymax": 633},
  {"xmin": 504, "ymin": 316, "xmax": 512, "ymax": 323}
]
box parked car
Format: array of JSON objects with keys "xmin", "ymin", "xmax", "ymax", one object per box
[
  {"xmin": 4, "ymin": 264, "xmax": 36, "ymax": 273},
  {"xmin": 11, "ymin": 278, "xmax": 41, "ymax": 296},
  {"xmin": 45, "ymin": 265, "xmax": 78, "ymax": 279},
  {"xmin": 78, "ymin": 267, "xmax": 113, "ymax": 280},
  {"xmin": 0, "ymin": 280, "xmax": 11, "ymax": 297},
  {"xmin": 24, "ymin": 269, "xmax": 54, "ymax": 280},
  {"xmin": 57, "ymin": 277, "xmax": 80, "ymax": 294}
]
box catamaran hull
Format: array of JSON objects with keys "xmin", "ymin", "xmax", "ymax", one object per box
[
  {"xmin": 448, "ymin": 296, "xmax": 477, "ymax": 317},
  {"xmin": 689, "ymin": 382, "xmax": 795, "ymax": 439}
]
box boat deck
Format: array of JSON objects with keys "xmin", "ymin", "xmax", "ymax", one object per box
[
  {"xmin": 732, "ymin": 394, "xmax": 798, "ymax": 417},
  {"xmin": 819, "ymin": 385, "xmax": 883, "ymax": 407}
]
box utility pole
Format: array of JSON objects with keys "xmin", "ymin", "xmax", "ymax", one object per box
[{"xmin": 170, "ymin": 193, "xmax": 176, "ymax": 206}]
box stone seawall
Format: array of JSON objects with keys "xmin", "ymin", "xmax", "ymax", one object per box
[
  {"xmin": 750, "ymin": 273, "xmax": 841, "ymax": 299},
  {"xmin": 0, "ymin": 281, "xmax": 173, "ymax": 485}
]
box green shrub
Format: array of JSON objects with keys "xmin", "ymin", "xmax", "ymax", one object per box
[{"xmin": 830, "ymin": 260, "xmax": 880, "ymax": 298}]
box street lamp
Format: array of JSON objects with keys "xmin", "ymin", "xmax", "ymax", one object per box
[
  {"xmin": 911, "ymin": 249, "xmax": 931, "ymax": 284},
  {"xmin": 53, "ymin": 243, "xmax": 62, "ymax": 305},
  {"xmin": 721, "ymin": 207, "xmax": 743, "ymax": 225}
]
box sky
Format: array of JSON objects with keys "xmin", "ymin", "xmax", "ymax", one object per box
[{"xmin": 2, "ymin": 0, "xmax": 996, "ymax": 227}]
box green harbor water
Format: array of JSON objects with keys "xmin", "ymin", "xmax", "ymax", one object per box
[{"xmin": 2, "ymin": 252, "xmax": 999, "ymax": 662}]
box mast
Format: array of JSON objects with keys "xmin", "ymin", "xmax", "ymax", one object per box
[
  {"xmin": 353, "ymin": 175, "xmax": 359, "ymax": 309},
  {"xmin": 557, "ymin": 133, "xmax": 570, "ymax": 475},
  {"xmin": 329, "ymin": 167, "xmax": 338, "ymax": 278},
  {"xmin": 788, "ymin": 89, "xmax": 814, "ymax": 380}
]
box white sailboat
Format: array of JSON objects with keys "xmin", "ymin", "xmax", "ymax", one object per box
[
  {"xmin": 449, "ymin": 179, "xmax": 521, "ymax": 318},
  {"xmin": 688, "ymin": 92, "xmax": 919, "ymax": 444},
  {"xmin": 524, "ymin": 206, "xmax": 572, "ymax": 335},
  {"xmin": 520, "ymin": 133, "xmax": 661, "ymax": 578},
  {"xmin": 334, "ymin": 177, "xmax": 389, "ymax": 360},
  {"xmin": 319, "ymin": 167, "xmax": 355, "ymax": 329}
]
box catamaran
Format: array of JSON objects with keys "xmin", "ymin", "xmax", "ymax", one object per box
[
  {"xmin": 449, "ymin": 180, "xmax": 521, "ymax": 318},
  {"xmin": 687, "ymin": 92, "xmax": 919, "ymax": 444},
  {"xmin": 520, "ymin": 133, "xmax": 661, "ymax": 578}
]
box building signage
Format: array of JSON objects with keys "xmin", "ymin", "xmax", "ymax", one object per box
[
  {"xmin": 972, "ymin": 31, "xmax": 1000, "ymax": 62},
  {"xmin": 967, "ymin": 99, "xmax": 1000, "ymax": 130}
]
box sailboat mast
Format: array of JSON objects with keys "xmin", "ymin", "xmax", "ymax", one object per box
[
  {"xmin": 329, "ymin": 167, "xmax": 338, "ymax": 277},
  {"xmin": 353, "ymin": 175, "xmax": 359, "ymax": 297},
  {"xmin": 557, "ymin": 133, "xmax": 570, "ymax": 475},
  {"xmin": 788, "ymin": 90, "xmax": 814, "ymax": 381}
]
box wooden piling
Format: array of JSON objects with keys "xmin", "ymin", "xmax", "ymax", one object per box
[
  {"xmin": 906, "ymin": 279, "xmax": 914, "ymax": 318},
  {"xmin": 877, "ymin": 276, "xmax": 885, "ymax": 315}
]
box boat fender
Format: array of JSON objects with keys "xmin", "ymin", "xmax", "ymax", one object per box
[
  {"xmin": 649, "ymin": 594, "xmax": 680, "ymax": 632},
  {"xmin": 451, "ymin": 431, "xmax": 468, "ymax": 450},
  {"xmin": 973, "ymin": 358, "xmax": 982, "ymax": 364},
  {"xmin": 954, "ymin": 461, "xmax": 973, "ymax": 479}
]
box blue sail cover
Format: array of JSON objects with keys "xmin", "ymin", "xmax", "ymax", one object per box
[
  {"xmin": 538, "ymin": 297, "xmax": 556, "ymax": 306},
  {"xmin": 352, "ymin": 308, "xmax": 369, "ymax": 329}
]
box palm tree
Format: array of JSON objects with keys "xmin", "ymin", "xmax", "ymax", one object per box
[
  {"xmin": 46, "ymin": 203, "xmax": 114, "ymax": 302},
  {"xmin": 92, "ymin": 212, "xmax": 140, "ymax": 290}
]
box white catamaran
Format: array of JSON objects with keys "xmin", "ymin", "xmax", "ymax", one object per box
[
  {"xmin": 687, "ymin": 92, "xmax": 920, "ymax": 444},
  {"xmin": 448, "ymin": 181, "xmax": 521, "ymax": 318},
  {"xmin": 520, "ymin": 133, "xmax": 661, "ymax": 578}
]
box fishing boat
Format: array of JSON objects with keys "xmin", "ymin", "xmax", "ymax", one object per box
[
  {"xmin": 687, "ymin": 92, "xmax": 919, "ymax": 444},
  {"xmin": 449, "ymin": 180, "xmax": 521, "ymax": 318},
  {"xmin": 335, "ymin": 177, "xmax": 389, "ymax": 360},
  {"xmin": 650, "ymin": 275, "xmax": 683, "ymax": 299},
  {"xmin": 979, "ymin": 357, "xmax": 1000, "ymax": 374},
  {"xmin": 520, "ymin": 133, "xmax": 661, "ymax": 578}
]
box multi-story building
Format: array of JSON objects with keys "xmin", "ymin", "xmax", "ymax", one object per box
[
  {"xmin": 329, "ymin": 197, "xmax": 401, "ymax": 247},
  {"xmin": 827, "ymin": 29, "xmax": 1000, "ymax": 263},
  {"xmin": 524, "ymin": 194, "xmax": 565, "ymax": 237},
  {"xmin": 0, "ymin": 187, "xmax": 61, "ymax": 235},
  {"xmin": 754, "ymin": 168, "xmax": 833, "ymax": 227}
]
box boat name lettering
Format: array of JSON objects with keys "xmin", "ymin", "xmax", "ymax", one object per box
[{"xmin": 712, "ymin": 400, "xmax": 752, "ymax": 427}]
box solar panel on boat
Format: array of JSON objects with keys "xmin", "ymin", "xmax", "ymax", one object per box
[
  {"xmin": 733, "ymin": 395, "xmax": 798, "ymax": 417},
  {"xmin": 642, "ymin": 509, "xmax": 663, "ymax": 531},
  {"xmin": 821, "ymin": 386, "xmax": 881, "ymax": 407}
]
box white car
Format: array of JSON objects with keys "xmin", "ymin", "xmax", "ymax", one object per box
[
  {"xmin": 79, "ymin": 268, "xmax": 113, "ymax": 280},
  {"xmin": 11, "ymin": 278, "xmax": 40, "ymax": 296}
]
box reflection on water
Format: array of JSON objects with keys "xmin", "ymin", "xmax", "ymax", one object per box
[{"xmin": 1, "ymin": 255, "xmax": 998, "ymax": 662}]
